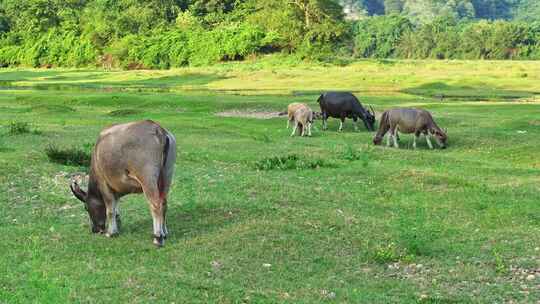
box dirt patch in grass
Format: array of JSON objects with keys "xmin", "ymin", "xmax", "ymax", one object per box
[{"xmin": 216, "ymin": 110, "xmax": 282, "ymax": 120}]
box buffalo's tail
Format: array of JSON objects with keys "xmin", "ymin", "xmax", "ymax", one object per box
[{"xmin": 158, "ymin": 132, "xmax": 177, "ymax": 200}]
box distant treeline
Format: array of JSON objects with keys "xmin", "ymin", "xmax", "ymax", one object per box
[
  {"xmin": 353, "ymin": 15, "xmax": 540, "ymax": 60},
  {"xmin": 1, "ymin": 0, "xmax": 540, "ymax": 69}
]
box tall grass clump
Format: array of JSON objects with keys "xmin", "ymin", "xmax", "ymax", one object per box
[
  {"xmin": 340, "ymin": 145, "xmax": 370, "ymax": 167},
  {"xmin": 45, "ymin": 143, "xmax": 92, "ymax": 167},
  {"xmin": 372, "ymin": 242, "xmax": 404, "ymax": 264},
  {"xmin": 397, "ymin": 208, "xmax": 443, "ymax": 257},
  {"xmin": 254, "ymin": 154, "xmax": 332, "ymax": 171},
  {"xmin": 8, "ymin": 122, "xmax": 31, "ymax": 135}
]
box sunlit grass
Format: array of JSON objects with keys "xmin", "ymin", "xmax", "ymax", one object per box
[{"xmin": 0, "ymin": 60, "xmax": 539, "ymax": 303}]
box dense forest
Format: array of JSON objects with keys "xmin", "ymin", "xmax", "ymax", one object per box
[
  {"xmin": 342, "ymin": 0, "xmax": 540, "ymax": 22},
  {"xmin": 1, "ymin": 0, "xmax": 540, "ymax": 68}
]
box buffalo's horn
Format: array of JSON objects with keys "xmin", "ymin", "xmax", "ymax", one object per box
[
  {"xmin": 70, "ymin": 181, "xmax": 87, "ymax": 203},
  {"xmin": 369, "ymin": 105, "xmax": 375, "ymax": 115}
]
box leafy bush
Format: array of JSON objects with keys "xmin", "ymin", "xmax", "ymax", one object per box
[
  {"xmin": 45, "ymin": 144, "xmax": 92, "ymax": 167},
  {"xmin": 107, "ymin": 23, "xmax": 274, "ymax": 69}
]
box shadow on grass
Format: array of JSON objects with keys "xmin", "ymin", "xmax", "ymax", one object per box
[
  {"xmin": 125, "ymin": 205, "xmax": 241, "ymax": 238},
  {"xmin": 0, "ymin": 73, "xmax": 229, "ymax": 92},
  {"xmin": 0, "ymin": 69, "xmax": 84, "ymax": 82},
  {"xmin": 402, "ymin": 82, "xmax": 539, "ymax": 101}
]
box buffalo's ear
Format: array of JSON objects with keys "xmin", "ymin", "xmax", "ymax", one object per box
[{"xmin": 70, "ymin": 181, "xmax": 87, "ymax": 203}]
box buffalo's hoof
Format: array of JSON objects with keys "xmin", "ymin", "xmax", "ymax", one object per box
[
  {"xmin": 92, "ymin": 227, "xmax": 106, "ymax": 234},
  {"xmin": 153, "ymin": 235, "xmax": 165, "ymax": 247},
  {"xmin": 106, "ymin": 231, "xmax": 119, "ymax": 238}
]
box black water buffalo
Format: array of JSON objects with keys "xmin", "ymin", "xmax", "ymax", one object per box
[{"xmin": 317, "ymin": 92, "xmax": 376, "ymax": 132}]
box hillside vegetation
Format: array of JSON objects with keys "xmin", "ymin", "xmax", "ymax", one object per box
[{"xmin": 1, "ymin": 0, "xmax": 540, "ymax": 68}]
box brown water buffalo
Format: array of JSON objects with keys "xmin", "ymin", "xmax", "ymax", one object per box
[
  {"xmin": 70, "ymin": 120, "xmax": 177, "ymax": 247},
  {"xmin": 290, "ymin": 104, "xmax": 315, "ymax": 137},
  {"xmin": 373, "ymin": 108, "xmax": 447, "ymax": 149},
  {"xmin": 283, "ymin": 102, "xmax": 308, "ymax": 129}
]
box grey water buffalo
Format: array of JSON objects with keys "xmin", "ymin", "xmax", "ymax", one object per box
[
  {"xmin": 317, "ymin": 92, "xmax": 376, "ymax": 132},
  {"xmin": 70, "ymin": 120, "xmax": 177, "ymax": 247},
  {"xmin": 373, "ymin": 108, "xmax": 447, "ymax": 149}
]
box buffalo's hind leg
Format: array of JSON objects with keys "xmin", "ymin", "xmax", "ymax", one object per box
[
  {"xmin": 339, "ymin": 116, "xmax": 346, "ymax": 132},
  {"xmin": 141, "ymin": 182, "xmax": 167, "ymax": 247},
  {"xmin": 162, "ymin": 198, "xmax": 169, "ymax": 238}
]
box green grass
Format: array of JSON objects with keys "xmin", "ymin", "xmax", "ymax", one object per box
[{"xmin": 1, "ymin": 60, "xmax": 539, "ymax": 303}]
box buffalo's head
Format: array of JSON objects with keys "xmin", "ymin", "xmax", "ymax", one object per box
[
  {"xmin": 313, "ymin": 112, "xmax": 323, "ymax": 120},
  {"xmin": 70, "ymin": 181, "xmax": 106, "ymax": 233},
  {"xmin": 373, "ymin": 135, "xmax": 383, "ymax": 145},
  {"xmin": 432, "ymin": 128, "xmax": 448, "ymax": 149},
  {"xmin": 364, "ymin": 106, "xmax": 376, "ymax": 131}
]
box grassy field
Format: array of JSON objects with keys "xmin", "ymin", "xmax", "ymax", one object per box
[{"xmin": 0, "ymin": 60, "xmax": 539, "ymax": 303}]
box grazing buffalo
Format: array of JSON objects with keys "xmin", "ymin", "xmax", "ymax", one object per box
[
  {"xmin": 373, "ymin": 108, "xmax": 447, "ymax": 149},
  {"xmin": 283, "ymin": 102, "xmax": 308, "ymax": 129},
  {"xmin": 317, "ymin": 92, "xmax": 376, "ymax": 132},
  {"xmin": 70, "ymin": 120, "xmax": 177, "ymax": 247},
  {"xmin": 289, "ymin": 104, "xmax": 315, "ymax": 137}
]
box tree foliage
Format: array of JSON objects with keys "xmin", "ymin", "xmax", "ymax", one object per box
[{"xmin": 0, "ymin": 0, "xmax": 540, "ymax": 68}]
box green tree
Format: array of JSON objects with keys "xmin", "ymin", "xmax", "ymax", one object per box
[{"xmin": 354, "ymin": 14, "xmax": 412, "ymax": 57}]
